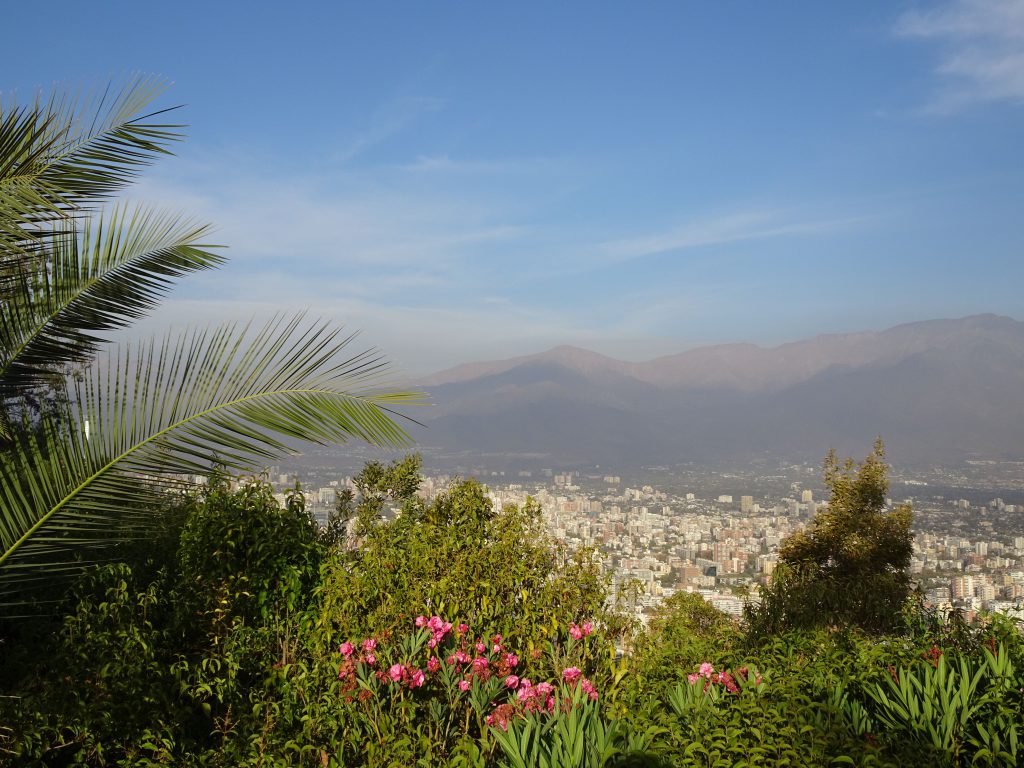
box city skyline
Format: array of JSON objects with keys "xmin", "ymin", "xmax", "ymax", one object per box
[{"xmin": 3, "ymin": 1, "xmax": 1023, "ymax": 374}]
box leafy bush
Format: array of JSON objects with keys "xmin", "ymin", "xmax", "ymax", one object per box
[{"xmin": 2, "ymin": 457, "xmax": 1023, "ymax": 768}]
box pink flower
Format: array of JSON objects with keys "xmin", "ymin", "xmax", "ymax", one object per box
[
  {"xmin": 446, "ymin": 654, "xmax": 457, "ymax": 666},
  {"xmin": 504, "ymin": 653, "xmax": 519, "ymax": 668},
  {"xmin": 535, "ymin": 682, "xmax": 554, "ymax": 696},
  {"xmin": 362, "ymin": 638, "xmax": 377, "ymax": 652},
  {"xmin": 415, "ymin": 615, "xmax": 428, "ymax": 628},
  {"xmin": 388, "ymin": 663, "xmax": 404, "ymax": 682},
  {"xmin": 427, "ymin": 656, "xmax": 441, "ymax": 673},
  {"xmin": 721, "ymin": 672, "xmax": 739, "ymax": 694},
  {"xmin": 427, "ymin": 637, "xmax": 438, "ymax": 649},
  {"xmin": 492, "ymin": 634, "xmax": 503, "ymax": 644},
  {"xmin": 581, "ymin": 677, "xmax": 598, "ymax": 701},
  {"xmin": 458, "ymin": 623, "xmax": 469, "ymax": 634},
  {"xmin": 475, "ymin": 642, "xmax": 486, "ymax": 653},
  {"xmin": 582, "ymin": 621, "xmax": 594, "ymax": 636},
  {"xmin": 562, "ymin": 667, "xmax": 582, "ymax": 683},
  {"xmin": 687, "ymin": 673, "xmax": 700, "ymax": 685},
  {"xmin": 569, "ymin": 623, "xmax": 584, "ymax": 641},
  {"xmin": 339, "ymin": 642, "xmax": 354, "ymax": 657},
  {"xmin": 455, "ymin": 650, "xmax": 469, "ymax": 664},
  {"xmin": 505, "ymin": 675, "xmax": 520, "ymax": 689},
  {"xmin": 699, "ymin": 662, "xmax": 714, "ymax": 678},
  {"xmin": 410, "ymin": 668, "xmax": 426, "ymax": 688},
  {"xmin": 365, "ymin": 653, "xmax": 376, "ymax": 665},
  {"xmin": 472, "ymin": 657, "xmax": 489, "ymax": 674},
  {"xmin": 459, "ymin": 679, "xmax": 471, "ymax": 692},
  {"xmin": 492, "ymin": 643, "xmax": 502, "ymax": 654},
  {"xmin": 428, "ymin": 615, "xmax": 444, "ymax": 632}
]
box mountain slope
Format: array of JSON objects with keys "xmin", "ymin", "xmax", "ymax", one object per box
[{"xmin": 413, "ymin": 315, "xmax": 1024, "ymax": 466}]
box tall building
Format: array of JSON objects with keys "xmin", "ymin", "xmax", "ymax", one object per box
[
  {"xmin": 801, "ymin": 489, "xmax": 813, "ymax": 503},
  {"xmin": 951, "ymin": 575, "xmax": 975, "ymax": 600},
  {"xmin": 740, "ymin": 495, "xmax": 753, "ymax": 514}
]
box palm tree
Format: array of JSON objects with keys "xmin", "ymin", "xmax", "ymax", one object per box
[{"xmin": 0, "ymin": 78, "xmax": 420, "ymax": 609}]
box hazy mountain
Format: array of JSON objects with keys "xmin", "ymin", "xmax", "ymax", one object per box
[{"xmin": 411, "ymin": 315, "xmax": 1024, "ymax": 467}]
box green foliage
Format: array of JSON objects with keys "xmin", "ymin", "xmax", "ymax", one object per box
[
  {"xmin": 628, "ymin": 592, "xmax": 742, "ymax": 692},
  {"xmin": 3, "ymin": 457, "xmax": 1023, "ymax": 768},
  {"xmin": 311, "ymin": 459, "xmax": 620, "ymax": 666},
  {"xmin": 748, "ymin": 439, "xmax": 913, "ymax": 635},
  {"xmin": 176, "ymin": 476, "xmax": 321, "ymax": 632},
  {"xmin": 852, "ymin": 643, "xmax": 1023, "ymax": 766},
  {"xmin": 491, "ymin": 685, "xmax": 659, "ymax": 768}
]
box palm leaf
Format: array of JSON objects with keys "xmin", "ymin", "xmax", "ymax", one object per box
[
  {"xmin": 0, "ymin": 76, "xmax": 179, "ymax": 222},
  {"xmin": 0, "ymin": 203, "xmax": 222, "ymax": 400},
  {"xmin": 0, "ymin": 314, "xmax": 424, "ymax": 606},
  {"xmin": 0, "ymin": 76, "xmax": 180, "ymax": 289}
]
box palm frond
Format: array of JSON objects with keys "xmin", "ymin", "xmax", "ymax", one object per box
[
  {"xmin": 0, "ymin": 76, "xmax": 180, "ymax": 277},
  {"xmin": 0, "ymin": 314, "xmax": 424, "ymax": 605},
  {"xmin": 0, "ymin": 203, "xmax": 222, "ymax": 399}
]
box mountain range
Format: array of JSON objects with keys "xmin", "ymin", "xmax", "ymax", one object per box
[{"xmin": 409, "ymin": 315, "xmax": 1024, "ymax": 468}]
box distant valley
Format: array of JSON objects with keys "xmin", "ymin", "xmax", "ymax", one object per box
[{"xmin": 407, "ymin": 314, "xmax": 1024, "ymax": 468}]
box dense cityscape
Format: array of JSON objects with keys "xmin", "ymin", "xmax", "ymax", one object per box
[{"xmin": 268, "ymin": 455, "xmax": 1024, "ymax": 624}]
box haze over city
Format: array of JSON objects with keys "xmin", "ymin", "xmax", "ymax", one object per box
[{"xmin": 3, "ymin": 1, "xmax": 1023, "ymax": 376}]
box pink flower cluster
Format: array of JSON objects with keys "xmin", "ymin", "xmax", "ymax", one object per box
[
  {"xmin": 414, "ymin": 614, "xmax": 454, "ymax": 649},
  {"xmin": 388, "ymin": 662, "xmax": 427, "ymax": 688},
  {"xmin": 485, "ymin": 679, "xmax": 555, "ymax": 729},
  {"xmin": 485, "ymin": 671, "xmax": 600, "ymax": 730},
  {"xmin": 338, "ymin": 637, "xmax": 379, "ymax": 663},
  {"xmin": 337, "ymin": 614, "xmax": 603, "ymax": 723},
  {"xmin": 446, "ymin": 632, "xmax": 519, "ymax": 688},
  {"xmin": 562, "ymin": 667, "xmax": 598, "ymax": 700},
  {"xmin": 337, "ymin": 630, "xmax": 431, "ymax": 694},
  {"xmin": 568, "ymin": 621, "xmax": 594, "ymax": 641},
  {"xmin": 337, "ymin": 618, "xmax": 525, "ymax": 701},
  {"xmin": 686, "ymin": 662, "xmax": 760, "ymax": 694},
  {"xmin": 337, "ymin": 636, "xmax": 385, "ymax": 701}
]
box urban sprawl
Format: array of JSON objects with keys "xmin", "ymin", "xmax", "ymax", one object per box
[{"xmin": 262, "ymin": 464, "xmax": 1024, "ymax": 625}]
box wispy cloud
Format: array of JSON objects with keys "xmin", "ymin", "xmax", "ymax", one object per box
[
  {"xmin": 396, "ymin": 154, "xmax": 556, "ymax": 176},
  {"xmin": 132, "ymin": 169, "xmax": 524, "ymax": 271},
  {"xmin": 896, "ymin": 0, "xmax": 1024, "ymax": 112},
  {"xmin": 332, "ymin": 95, "xmax": 446, "ymax": 164},
  {"xmin": 596, "ymin": 211, "xmax": 861, "ymax": 264}
]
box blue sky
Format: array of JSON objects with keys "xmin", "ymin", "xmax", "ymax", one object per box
[{"xmin": 4, "ymin": 1, "xmax": 1023, "ymax": 374}]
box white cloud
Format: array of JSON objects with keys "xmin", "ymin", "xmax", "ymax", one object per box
[
  {"xmin": 595, "ymin": 211, "xmax": 861, "ymax": 264},
  {"xmin": 896, "ymin": 0, "xmax": 1024, "ymax": 111},
  {"xmin": 132, "ymin": 171, "xmax": 523, "ymax": 270},
  {"xmin": 332, "ymin": 95, "xmax": 446, "ymax": 164}
]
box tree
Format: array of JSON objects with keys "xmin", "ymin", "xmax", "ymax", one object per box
[
  {"xmin": 311, "ymin": 456, "xmax": 616, "ymax": 654},
  {"xmin": 747, "ymin": 439, "xmax": 913, "ymax": 635},
  {"xmin": 0, "ymin": 78, "xmax": 420, "ymax": 610}
]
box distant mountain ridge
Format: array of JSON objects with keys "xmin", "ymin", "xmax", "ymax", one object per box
[{"xmin": 411, "ymin": 315, "xmax": 1024, "ymax": 467}]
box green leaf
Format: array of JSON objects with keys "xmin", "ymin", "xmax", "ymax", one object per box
[{"xmin": 0, "ymin": 314, "xmax": 421, "ymax": 605}]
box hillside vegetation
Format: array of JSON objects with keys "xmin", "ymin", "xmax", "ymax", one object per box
[{"xmin": 2, "ymin": 453, "xmax": 1022, "ymax": 767}]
